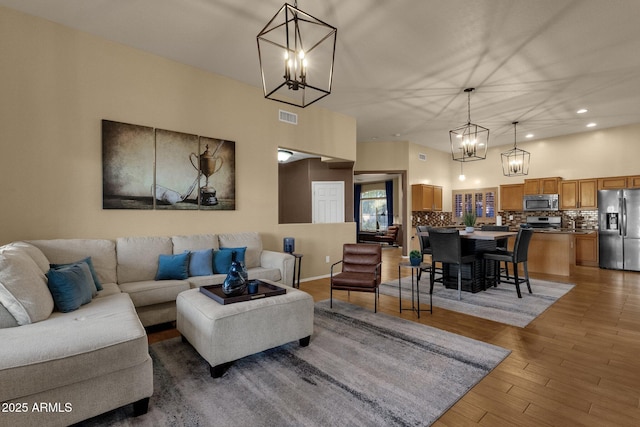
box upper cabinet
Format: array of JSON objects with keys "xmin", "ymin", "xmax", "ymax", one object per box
[
  {"xmin": 411, "ymin": 184, "xmax": 442, "ymax": 211},
  {"xmin": 524, "ymin": 177, "xmax": 561, "ymax": 195},
  {"xmin": 560, "ymin": 179, "xmax": 597, "ymax": 209},
  {"xmin": 500, "ymin": 183, "xmax": 524, "ymax": 211},
  {"xmin": 629, "ymin": 176, "xmax": 640, "ymax": 188},
  {"xmin": 598, "ymin": 176, "xmax": 628, "ymax": 190},
  {"xmin": 598, "ymin": 175, "xmax": 640, "ymax": 189}
]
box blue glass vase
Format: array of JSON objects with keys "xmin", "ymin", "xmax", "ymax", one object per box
[{"xmin": 222, "ymin": 261, "xmax": 247, "ymax": 296}]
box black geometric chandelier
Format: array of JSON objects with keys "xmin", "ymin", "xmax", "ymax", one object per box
[
  {"xmin": 501, "ymin": 121, "xmax": 530, "ymax": 176},
  {"xmin": 257, "ymin": 1, "xmax": 337, "ymax": 108},
  {"xmin": 449, "ymin": 88, "xmax": 489, "ymax": 162}
]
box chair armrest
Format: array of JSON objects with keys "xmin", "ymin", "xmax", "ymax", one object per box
[
  {"xmin": 330, "ymin": 260, "xmax": 343, "ymax": 277},
  {"xmin": 260, "ymin": 250, "xmax": 295, "ymax": 286}
]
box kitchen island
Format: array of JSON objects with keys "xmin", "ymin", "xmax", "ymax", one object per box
[{"xmin": 524, "ymin": 229, "xmax": 596, "ymax": 276}]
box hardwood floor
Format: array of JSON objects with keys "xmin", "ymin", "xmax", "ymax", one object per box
[{"xmin": 148, "ymin": 247, "xmax": 640, "ymax": 426}]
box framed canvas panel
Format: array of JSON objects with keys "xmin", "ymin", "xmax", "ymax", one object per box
[
  {"xmin": 197, "ymin": 137, "xmax": 236, "ymax": 210},
  {"xmin": 154, "ymin": 128, "xmax": 199, "ymax": 210},
  {"xmin": 102, "ymin": 120, "xmax": 155, "ymax": 209}
]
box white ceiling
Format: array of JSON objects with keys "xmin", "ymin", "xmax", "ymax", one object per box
[{"xmin": 3, "ymin": 0, "xmax": 640, "ymax": 151}]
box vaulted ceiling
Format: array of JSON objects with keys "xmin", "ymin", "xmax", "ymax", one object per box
[{"xmin": 3, "ymin": 0, "xmax": 640, "ymax": 151}]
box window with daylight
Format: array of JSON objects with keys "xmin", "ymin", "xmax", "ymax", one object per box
[
  {"xmin": 452, "ymin": 187, "xmax": 497, "ymax": 224},
  {"xmin": 360, "ymin": 189, "xmax": 388, "ymax": 231}
]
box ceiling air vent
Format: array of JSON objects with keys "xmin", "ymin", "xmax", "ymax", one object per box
[
  {"xmin": 418, "ymin": 153, "xmax": 427, "ymax": 161},
  {"xmin": 279, "ymin": 110, "xmax": 298, "ymax": 125}
]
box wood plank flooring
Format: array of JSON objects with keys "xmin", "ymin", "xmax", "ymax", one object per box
[{"xmin": 148, "ymin": 247, "xmax": 640, "ymax": 426}]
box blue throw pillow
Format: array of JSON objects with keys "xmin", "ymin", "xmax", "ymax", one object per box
[
  {"xmin": 50, "ymin": 257, "xmax": 103, "ymax": 291},
  {"xmin": 46, "ymin": 262, "xmax": 95, "ymax": 313},
  {"xmin": 219, "ymin": 247, "xmax": 247, "ymax": 264},
  {"xmin": 155, "ymin": 252, "xmax": 189, "ymax": 280},
  {"xmin": 187, "ymin": 249, "xmax": 213, "ymax": 277},
  {"xmin": 212, "ymin": 249, "xmax": 234, "ymax": 274}
]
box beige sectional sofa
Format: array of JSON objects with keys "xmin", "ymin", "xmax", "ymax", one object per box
[{"xmin": 0, "ymin": 232, "xmax": 294, "ymax": 426}]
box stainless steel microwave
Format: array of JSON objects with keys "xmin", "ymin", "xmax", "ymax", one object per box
[{"xmin": 523, "ymin": 194, "xmax": 559, "ymax": 211}]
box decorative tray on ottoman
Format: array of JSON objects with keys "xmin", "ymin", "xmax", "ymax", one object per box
[{"xmin": 199, "ymin": 280, "xmax": 286, "ymax": 305}]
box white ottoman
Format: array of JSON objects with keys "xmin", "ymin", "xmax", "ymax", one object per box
[{"xmin": 176, "ymin": 282, "xmax": 314, "ymax": 377}]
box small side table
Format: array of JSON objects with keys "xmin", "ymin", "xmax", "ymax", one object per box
[
  {"xmin": 398, "ymin": 261, "xmax": 433, "ymax": 318},
  {"xmin": 291, "ymin": 253, "xmax": 303, "ymax": 288}
]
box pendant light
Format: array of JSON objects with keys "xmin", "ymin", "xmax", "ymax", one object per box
[
  {"xmin": 450, "ymin": 88, "xmax": 489, "ymax": 162},
  {"xmin": 501, "ymin": 121, "xmax": 530, "ymax": 176},
  {"xmin": 257, "ymin": 1, "xmax": 337, "ymax": 108}
]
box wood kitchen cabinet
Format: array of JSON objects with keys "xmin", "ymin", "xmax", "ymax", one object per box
[
  {"xmin": 560, "ymin": 179, "xmax": 597, "ymax": 209},
  {"xmin": 411, "ymin": 184, "xmax": 442, "ymax": 211},
  {"xmin": 628, "ymin": 176, "xmax": 640, "ymax": 188},
  {"xmin": 500, "ymin": 183, "xmax": 524, "ymax": 211},
  {"xmin": 575, "ymin": 232, "xmax": 598, "ymax": 267},
  {"xmin": 524, "ymin": 177, "xmax": 561, "ymax": 195},
  {"xmin": 598, "ymin": 176, "xmax": 628, "ymax": 190}
]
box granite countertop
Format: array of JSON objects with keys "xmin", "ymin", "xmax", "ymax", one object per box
[{"xmin": 532, "ymin": 228, "xmax": 596, "ymax": 234}]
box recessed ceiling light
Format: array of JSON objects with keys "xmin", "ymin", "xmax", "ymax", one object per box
[
  {"xmin": 577, "ymin": 109, "xmax": 588, "ymax": 114},
  {"xmin": 525, "ymin": 133, "xmax": 534, "ymax": 138},
  {"xmin": 393, "ymin": 133, "xmax": 401, "ymax": 137},
  {"xmin": 586, "ymin": 123, "xmax": 597, "ymax": 128}
]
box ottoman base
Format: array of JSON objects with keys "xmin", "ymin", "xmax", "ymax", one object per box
[{"xmin": 176, "ymin": 283, "xmax": 314, "ymax": 377}]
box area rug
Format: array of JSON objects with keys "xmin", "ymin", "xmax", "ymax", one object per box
[
  {"xmin": 379, "ymin": 277, "xmax": 574, "ymax": 327},
  {"xmin": 78, "ymin": 299, "xmax": 509, "ymax": 427}
]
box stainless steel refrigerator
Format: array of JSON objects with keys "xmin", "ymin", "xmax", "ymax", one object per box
[{"xmin": 598, "ymin": 189, "xmax": 640, "ymax": 271}]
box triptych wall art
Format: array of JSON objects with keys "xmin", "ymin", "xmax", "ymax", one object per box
[{"xmin": 102, "ymin": 120, "xmax": 236, "ymax": 210}]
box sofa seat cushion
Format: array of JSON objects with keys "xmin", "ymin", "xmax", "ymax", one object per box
[
  {"xmin": 187, "ymin": 274, "xmax": 227, "ymax": 288},
  {"xmin": 119, "ymin": 279, "xmax": 190, "ymax": 308},
  {"xmin": 96, "ymin": 282, "xmax": 121, "ymax": 298},
  {"xmin": 0, "ymin": 293, "xmax": 149, "ymax": 402}
]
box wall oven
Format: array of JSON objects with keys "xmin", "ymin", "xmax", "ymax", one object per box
[{"xmin": 523, "ymin": 194, "xmax": 559, "ymax": 211}]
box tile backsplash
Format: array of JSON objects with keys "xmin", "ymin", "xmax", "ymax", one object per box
[{"xmin": 411, "ymin": 210, "xmax": 598, "ymax": 229}]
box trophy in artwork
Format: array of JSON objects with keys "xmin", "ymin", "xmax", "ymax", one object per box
[{"xmin": 190, "ymin": 141, "xmax": 224, "ymax": 206}]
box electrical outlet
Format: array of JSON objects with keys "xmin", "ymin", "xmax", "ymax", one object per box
[
  {"xmin": 440, "ymin": 215, "xmax": 444, "ymax": 220},
  {"xmin": 325, "ymin": 255, "xmax": 330, "ymax": 263},
  {"xmin": 509, "ymin": 215, "xmax": 514, "ymax": 220}
]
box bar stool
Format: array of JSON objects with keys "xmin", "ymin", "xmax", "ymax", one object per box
[{"xmin": 483, "ymin": 227, "xmax": 534, "ymax": 298}]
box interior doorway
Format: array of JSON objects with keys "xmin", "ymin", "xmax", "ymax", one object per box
[{"xmin": 354, "ymin": 171, "xmax": 407, "ymax": 256}]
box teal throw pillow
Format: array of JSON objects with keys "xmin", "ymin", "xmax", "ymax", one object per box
[
  {"xmin": 212, "ymin": 249, "xmax": 234, "ymax": 274},
  {"xmin": 219, "ymin": 247, "xmax": 247, "ymax": 264},
  {"xmin": 187, "ymin": 249, "xmax": 213, "ymax": 277},
  {"xmin": 155, "ymin": 252, "xmax": 189, "ymax": 280},
  {"xmin": 50, "ymin": 257, "xmax": 103, "ymax": 291},
  {"xmin": 46, "ymin": 262, "xmax": 95, "ymax": 313}
]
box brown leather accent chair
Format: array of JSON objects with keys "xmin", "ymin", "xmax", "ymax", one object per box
[
  {"xmin": 375, "ymin": 225, "xmax": 399, "ymax": 245},
  {"xmin": 330, "ymin": 243, "xmax": 382, "ymax": 312}
]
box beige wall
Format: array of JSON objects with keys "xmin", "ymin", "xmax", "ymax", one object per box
[
  {"xmin": 450, "ymin": 123, "xmax": 640, "ymax": 189},
  {"xmin": 0, "ymin": 6, "xmax": 356, "ymax": 279}
]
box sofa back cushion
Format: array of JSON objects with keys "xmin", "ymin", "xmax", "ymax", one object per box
[
  {"xmin": 218, "ymin": 232, "xmax": 262, "ymax": 269},
  {"xmin": 172, "ymin": 234, "xmax": 219, "ymax": 254},
  {"xmin": 0, "ymin": 249, "xmax": 54, "ymax": 326},
  {"xmin": 5, "ymin": 242, "xmax": 50, "ymax": 273},
  {"xmin": 116, "ymin": 236, "xmax": 172, "ymax": 283},
  {"xmin": 28, "ymin": 239, "xmax": 117, "ymax": 285}
]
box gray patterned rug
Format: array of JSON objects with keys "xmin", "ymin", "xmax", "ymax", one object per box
[
  {"xmin": 379, "ymin": 277, "xmax": 574, "ymax": 327},
  {"xmin": 77, "ymin": 300, "xmax": 509, "ymax": 426}
]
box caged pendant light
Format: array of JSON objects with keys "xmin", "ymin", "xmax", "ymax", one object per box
[
  {"xmin": 449, "ymin": 88, "xmax": 489, "ymax": 162},
  {"xmin": 257, "ymin": 1, "xmax": 337, "ymax": 108},
  {"xmin": 501, "ymin": 121, "xmax": 530, "ymax": 176}
]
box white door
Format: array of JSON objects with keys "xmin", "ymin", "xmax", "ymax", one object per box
[{"xmin": 312, "ymin": 181, "xmax": 345, "ymax": 223}]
